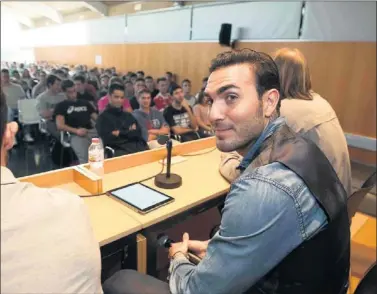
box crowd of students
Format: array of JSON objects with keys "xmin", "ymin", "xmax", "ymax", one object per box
[{"xmin": 0, "ymin": 61, "xmax": 212, "ymax": 164}]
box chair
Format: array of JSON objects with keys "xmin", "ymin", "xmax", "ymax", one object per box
[
  {"xmin": 347, "ymin": 171, "xmax": 376, "ymax": 221},
  {"xmin": 18, "ymin": 99, "xmax": 40, "ymax": 126},
  {"xmin": 354, "ymin": 262, "xmax": 377, "ymax": 294}
]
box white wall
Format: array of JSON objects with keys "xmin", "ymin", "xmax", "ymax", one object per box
[
  {"xmin": 192, "ymin": 2, "xmax": 302, "ymax": 40},
  {"xmin": 1, "ymin": 10, "xmax": 35, "ymax": 62},
  {"xmin": 301, "ymin": 1, "xmax": 376, "ymax": 41},
  {"xmin": 3, "ymin": 1, "xmax": 375, "ymax": 51},
  {"xmin": 126, "ymin": 8, "xmax": 192, "ymax": 42},
  {"xmin": 22, "ymin": 15, "xmax": 126, "ymax": 47}
]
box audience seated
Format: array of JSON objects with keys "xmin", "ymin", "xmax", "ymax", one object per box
[
  {"xmin": 55, "ymin": 79, "xmax": 98, "ymax": 164},
  {"xmin": 136, "ymin": 70, "xmax": 145, "ymax": 79},
  {"xmin": 154, "ymin": 77, "xmax": 172, "ymax": 112},
  {"xmin": 98, "ymin": 74, "xmax": 110, "ymax": 97},
  {"xmin": 145, "ymin": 75, "xmax": 159, "ymax": 98},
  {"xmin": 98, "ymin": 77, "xmax": 132, "ymax": 113},
  {"xmin": 165, "ymin": 71, "xmax": 179, "ymax": 93},
  {"xmin": 73, "ymin": 75, "xmax": 96, "ymax": 106},
  {"xmin": 163, "ymin": 85, "xmax": 199, "ymax": 142},
  {"xmin": 32, "ymin": 70, "xmax": 47, "ymax": 98},
  {"xmin": 124, "ymin": 80, "xmax": 135, "ymax": 99},
  {"xmin": 96, "ymin": 83, "xmax": 149, "ymax": 157},
  {"xmin": 182, "ymin": 79, "xmax": 197, "ymax": 107},
  {"xmin": 193, "ymin": 91, "xmax": 214, "ymax": 138},
  {"xmin": 132, "ymin": 89, "xmax": 170, "ymax": 146},
  {"xmin": 1, "ymin": 68, "xmax": 34, "ymax": 143},
  {"xmin": 36, "ymin": 74, "xmax": 66, "ymax": 139},
  {"xmin": 219, "ymin": 48, "xmax": 352, "ymax": 196},
  {"xmin": 129, "ymin": 78, "xmax": 148, "ymax": 110}
]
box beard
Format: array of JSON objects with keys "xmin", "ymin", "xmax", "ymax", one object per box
[{"xmin": 214, "ymin": 102, "xmax": 265, "ymax": 153}]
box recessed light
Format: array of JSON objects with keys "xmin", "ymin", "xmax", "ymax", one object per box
[
  {"xmin": 79, "ymin": 15, "xmax": 84, "ymax": 19},
  {"xmin": 134, "ymin": 3, "xmax": 142, "ymax": 11}
]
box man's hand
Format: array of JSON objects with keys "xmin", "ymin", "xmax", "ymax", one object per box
[
  {"xmin": 169, "ymin": 232, "xmax": 189, "ymax": 259},
  {"xmin": 129, "ymin": 123, "xmax": 137, "ymax": 131},
  {"xmin": 76, "ymin": 128, "xmax": 88, "ymax": 136},
  {"xmin": 188, "ymin": 239, "xmax": 209, "ymax": 259},
  {"xmin": 181, "ymin": 98, "xmax": 190, "ymax": 110},
  {"xmin": 112, "ymin": 130, "xmax": 120, "ymax": 137}
]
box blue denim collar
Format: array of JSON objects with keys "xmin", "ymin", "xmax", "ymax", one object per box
[{"xmin": 237, "ymin": 117, "xmax": 285, "ymax": 171}]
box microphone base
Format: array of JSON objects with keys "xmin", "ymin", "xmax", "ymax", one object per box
[{"xmin": 155, "ymin": 173, "xmax": 182, "ymax": 189}]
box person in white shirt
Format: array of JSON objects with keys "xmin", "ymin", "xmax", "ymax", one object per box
[{"xmin": 0, "ymin": 90, "xmax": 103, "ymax": 294}]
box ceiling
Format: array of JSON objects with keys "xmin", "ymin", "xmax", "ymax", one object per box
[{"xmin": 1, "ymin": 1, "xmax": 186, "ymax": 29}]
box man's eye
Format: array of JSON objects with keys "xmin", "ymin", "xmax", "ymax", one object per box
[{"xmin": 226, "ymin": 94, "xmax": 238, "ymax": 102}]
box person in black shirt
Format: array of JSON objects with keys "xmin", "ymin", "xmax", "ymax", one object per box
[
  {"xmin": 73, "ymin": 75, "xmax": 97, "ymax": 109},
  {"xmin": 55, "ymin": 79, "xmax": 98, "ymax": 164},
  {"xmin": 96, "ymin": 83, "xmax": 148, "ymax": 157},
  {"xmin": 129, "ymin": 78, "xmax": 155, "ymax": 110},
  {"xmin": 163, "ymin": 85, "xmax": 199, "ymax": 142},
  {"xmin": 145, "ymin": 76, "xmax": 159, "ymax": 99}
]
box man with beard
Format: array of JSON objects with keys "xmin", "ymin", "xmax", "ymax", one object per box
[{"xmin": 102, "ymin": 49, "xmax": 350, "ymax": 294}]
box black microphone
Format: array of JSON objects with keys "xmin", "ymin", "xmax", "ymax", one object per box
[
  {"xmin": 154, "ymin": 138, "xmax": 182, "ymax": 189},
  {"xmin": 157, "ymin": 233, "xmax": 202, "ymax": 265}
]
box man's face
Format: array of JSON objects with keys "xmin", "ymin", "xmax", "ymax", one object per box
[
  {"xmin": 138, "ymin": 92, "xmax": 151, "ymax": 109},
  {"xmin": 165, "ymin": 74, "xmax": 172, "ymax": 83},
  {"xmin": 158, "ymin": 81, "xmax": 168, "ymax": 94},
  {"xmin": 51, "ymin": 80, "xmax": 62, "ymax": 93},
  {"xmin": 182, "ymin": 81, "xmax": 191, "ymax": 94},
  {"xmin": 1, "ymin": 72, "xmax": 10, "ymax": 84},
  {"xmin": 101, "ymin": 77, "xmax": 109, "ymax": 88},
  {"xmin": 136, "ymin": 72, "xmax": 144, "ymax": 79},
  {"xmin": 145, "ymin": 78, "xmax": 154, "ymax": 91},
  {"xmin": 205, "ymin": 64, "xmax": 267, "ymax": 153},
  {"xmin": 110, "ymin": 89, "xmax": 125, "ymax": 108},
  {"xmin": 172, "ymin": 88, "xmax": 184, "ymax": 104},
  {"xmin": 65, "ymin": 86, "xmax": 77, "ymax": 100},
  {"xmin": 40, "ymin": 72, "xmax": 47, "ymax": 83},
  {"xmin": 125, "ymin": 82, "xmax": 134, "ymax": 96},
  {"xmin": 74, "ymin": 80, "xmax": 85, "ymax": 93},
  {"xmin": 12, "ymin": 72, "xmax": 20, "ymax": 80},
  {"xmin": 130, "ymin": 76, "xmax": 137, "ymax": 84},
  {"xmin": 134, "ymin": 81, "xmax": 146, "ymax": 94}
]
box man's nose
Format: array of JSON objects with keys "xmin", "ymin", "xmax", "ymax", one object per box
[{"xmin": 209, "ymin": 100, "xmax": 225, "ymax": 123}]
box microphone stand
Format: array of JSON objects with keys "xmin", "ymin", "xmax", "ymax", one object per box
[{"xmin": 155, "ymin": 139, "xmax": 182, "ymax": 189}]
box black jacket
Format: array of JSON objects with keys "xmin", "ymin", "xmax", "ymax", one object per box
[
  {"xmin": 96, "ymin": 106, "xmax": 148, "ymax": 155},
  {"xmin": 246, "ymin": 124, "xmax": 350, "ymax": 294}
]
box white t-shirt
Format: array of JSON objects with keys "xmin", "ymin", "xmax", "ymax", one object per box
[{"xmin": 1, "ymin": 167, "xmax": 103, "ymax": 294}]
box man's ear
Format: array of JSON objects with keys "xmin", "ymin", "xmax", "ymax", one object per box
[{"xmin": 262, "ymin": 89, "xmax": 280, "ymax": 118}]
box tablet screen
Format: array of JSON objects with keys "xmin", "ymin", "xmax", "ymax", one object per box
[{"xmin": 110, "ymin": 183, "xmax": 172, "ymax": 211}]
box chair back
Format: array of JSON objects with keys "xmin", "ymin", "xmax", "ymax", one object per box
[
  {"xmin": 348, "ymin": 171, "xmax": 376, "ymax": 221},
  {"xmin": 354, "ymin": 262, "xmax": 377, "ymax": 294},
  {"xmin": 17, "ymin": 99, "xmax": 40, "ymax": 125}
]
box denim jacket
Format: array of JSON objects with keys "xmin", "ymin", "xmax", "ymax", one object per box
[{"xmin": 168, "ymin": 118, "xmax": 328, "ymax": 294}]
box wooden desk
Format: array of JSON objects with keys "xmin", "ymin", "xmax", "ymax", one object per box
[{"xmin": 58, "ymin": 183, "xmax": 142, "ymax": 247}]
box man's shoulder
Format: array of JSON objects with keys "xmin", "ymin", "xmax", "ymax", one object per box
[
  {"xmin": 240, "ymin": 162, "xmax": 309, "ymax": 198},
  {"xmin": 9, "ymin": 82, "xmax": 23, "ymax": 90}
]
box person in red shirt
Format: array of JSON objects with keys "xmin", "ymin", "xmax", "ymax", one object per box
[{"xmin": 153, "ymin": 77, "xmax": 172, "ymax": 112}]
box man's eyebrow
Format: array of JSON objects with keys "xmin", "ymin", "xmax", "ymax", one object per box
[{"xmin": 216, "ymin": 84, "xmax": 240, "ymax": 95}]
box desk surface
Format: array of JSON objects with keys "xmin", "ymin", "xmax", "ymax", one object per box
[
  {"xmin": 103, "ymin": 148, "xmax": 230, "ymax": 228},
  {"xmin": 53, "ymin": 146, "xmax": 229, "ymax": 244},
  {"xmin": 56, "ymin": 182, "xmax": 142, "ymax": 246}
]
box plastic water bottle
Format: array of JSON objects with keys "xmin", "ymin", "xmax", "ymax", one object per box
[{"xmin": 88, "ymin": 138, "xmax": 104, "ymax": 177}]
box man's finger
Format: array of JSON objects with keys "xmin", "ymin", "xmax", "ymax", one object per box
[{"xmin": 183, "ymin": 232, "xmax": 189, "ymax": 244}]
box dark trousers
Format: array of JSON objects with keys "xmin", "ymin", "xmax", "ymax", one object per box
[{"xmin": 103, "ymin": 270, "xmax": 170, "ymax": 294}]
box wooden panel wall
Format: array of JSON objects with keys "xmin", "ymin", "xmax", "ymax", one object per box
[{"xmin": 34, "ymin": 42, "xmax": 376, "ymax": 141}]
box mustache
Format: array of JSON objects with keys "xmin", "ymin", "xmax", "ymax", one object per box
[{"xmin": 212, "ymin": 122, "xmax": 233, "ymax": 130}]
